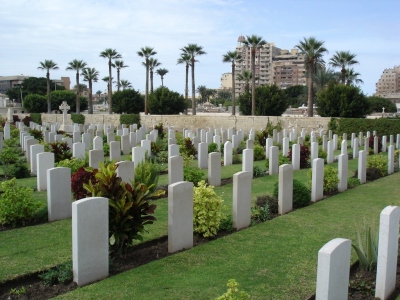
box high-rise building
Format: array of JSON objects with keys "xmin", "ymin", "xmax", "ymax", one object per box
[
  {"xmin": 272, "ymin": 49, "xmax": 306, "ymax": 89},
  {"xmin": 234, "ymin": 36, "xmax": 306, "ymax": 97},
  {"xmin": 220, "ymin": 73, "xmax": 232, "ymax": 90},
  {"xmin": 374, "ymin": 66, "xmax": 400, "ymax": 103}
]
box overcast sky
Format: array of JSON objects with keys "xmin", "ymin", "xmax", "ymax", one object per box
[{"xmin": 1, "ymin": 0, "xmax": 399, "ymax": 96}]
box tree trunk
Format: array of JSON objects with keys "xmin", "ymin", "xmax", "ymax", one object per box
[
  {"xmin": 251, "ymin": 47, "xmax": 256, "ymax": 116},
  {"xmin": 76, "ymin": 71, "xmax": 80, "ymax": 114},
  {"xmin": 307, "ymin": 63, "xmax": 314, "ymax": 117},
  {"xmin": 232, "ymin": 61, "xmax": 236, "ymax": 116},
  {"xmin": 88, "ymin": 81, "xmax": 93, "ymax": 114},
  {"xmin": 47, "ymin": 72, "xmax": 51, "ymax": 113},
  {"xmin": 150, "ymin": 70, "xmax": 154, "ymax": 94},
  {"xmin": 145, "ymin": 59, "xmax": 149, "ymax": 115},
  {"xmin": 108, "ymin": 59, "xmax": 112, "ymax": 114},
  {"xmin": 117, "ymin": 69, "xmax": 120, "ymax": 92},
  {"xmin": 191, "ymin": 58, "xmax": 196, "ymax": 115},
  {"xmin": 161, "ymin": 77, "xmax": 164, "ymax": 88},
  {"xmin": 185, "ymin": 63, "xmax": 189, "ymax": 115},
  {"xmin": 341, "ymin": 67, "xmax": 346, "ymax": 85}
]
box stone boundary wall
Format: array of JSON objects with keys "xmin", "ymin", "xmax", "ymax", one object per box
[
  {"xmin": 17, "ymin": 113, "xmax": 331, "ymax": 133},
  {"xmin": 140, "ymin": 115, "xmax": 331, "ymax": 133}
]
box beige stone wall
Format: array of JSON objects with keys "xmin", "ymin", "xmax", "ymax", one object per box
[
  {"xmin": 19, "ymin": 113, "xmax": 331, "ymax": 133},
  {"xmin": 140, "ymin": 115, "xmax": 331, "ymax": 133}
]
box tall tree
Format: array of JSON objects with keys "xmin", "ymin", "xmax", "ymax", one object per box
[
  {"xmin": 100, "ymin": 48, "xmax": 122, "ymax": 114},
  {"xmin": 102, "ymin": 76, "xmax": 112, "ymax": 106},
  {"xmin": 242, "ymin": 35, "xmax": 266, "ymax": 116},
  {"xmin": 66, "ymin": 59, "xmax": 87, "ymax": 114},
  {"xmin": 113, "ymin": 60, "xmax": 129, "ymax": 92},
  {"xmin": 329, "ymin": 51, "xmax": 358, "ymax": 84},
  {"xmin": 156, "ymin": 68, "xmax": 169, "ymax": 87},
  {"xmin": 120, "ymin": 80, "xmax": 132, "ymax": 90},
  {"xmin": 237, "ymin": 70, "xmax": 255, "ymax": 93},
  {"xmin": 96, "ymin": 90, "xmax": 102, "ymax": 103},
  {"xmin": 295, "ymin": 37, "xmax": 328, "ymax": 117},
  {"xmin": 37, "ymin": 60, "xmax": 59, "ymax": 113},
  {"xmin": 146, "ymin": 58, "xmax": 161, "ymax": 94},
  {"xmin": 345, "ymin": 68, "xmax": 363, "ymax": 85},
  {"xmin": 137, "ymin": 47, "xmax": 156, "ymax": 115},
  {"xmin": 313, "ymin": 68, "xmax": 339, "ymax": 92},
  {"xmin": 196, "ymin": 85, "xmax": 208, "ymax": 103},
  {"xmin": 222, "ymin": 51, "xmax": 242, "ymax": 115},
  {"xmin": 181, "ymin": 44, "xmax": 206, "ymax": 115},
  {"xmin": 82, "ymin": 67, "xmax": 99, "ymax": 114},
  {"xmin": 177, "ymin": 53, "xmax": 191, "ymax": 114}
]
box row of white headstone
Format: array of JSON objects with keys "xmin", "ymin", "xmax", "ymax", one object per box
[{"xmin": 315, "ymin": 206, "xmax": 399, "ymax": 300}]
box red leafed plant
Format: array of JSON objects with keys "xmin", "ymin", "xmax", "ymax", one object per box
[
  {"xmin": 71, "ymin": 167, "xmax": 98, "ymax": 200},
  {"xmin": 287, "ymin": 144, "xmax": 310, "ymax": 169}
]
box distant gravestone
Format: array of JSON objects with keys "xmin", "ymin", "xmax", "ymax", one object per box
[
  {"xmin": 110, "ymin": 141, "xmax": 121, "ymax": 162},
  {"xmin": 132, "ymin": 146, "xmax": 145, "ymax": 167},
  {"xmin": 224, "ymin": 141, "xmax": 232, "ymax": 166},
  {"xmin": 47, "ymin": 167, "xmax": 72, "ymax": 221},
  {"xmin": 232, "ymin": 171, "xmax": 252, "ymax": 230},
  {"xmin": 82, "ymin": 133, "xmax": 91, "ymax": 150},
  {"xmin": 242, "ymin": 149, "xmax": 253, "ymax": 176},
  {"xmin": 73, "ymin": 142, "xmax": 85, "ymax": 159},
  {"xmin": 168, "ymin": 144, "xmax": 180, "ymax": 158},
  {"xmin": 93, "ymin": 136, "xmax": 103, "ymax": 150},
  {"xmin": 37, "ymin": 152, "xmax": 54, "ymax": 191},
  {"xmin": 353, "ymin": 138, "xmax": 359, "ymax": 159},
  {"xmin": 358, "ymin": 150, "xmax": 367, "ymax": 184},
  {"xmin": 30, "ymin": 144, "xmax": 44, "ymax": 174},
  {"xmin": 292, "ymin": 144, "xmax": 300, "ymax": 171},
  {"xmin": 278, "ymin": 164, "xmax": 293, "ymax": 215},
  {"xmin": 269, "ymin": 146, "xmax": 279, "ymax": 175},
  {"xmin": 116, "ymin": 161, "xmax": 135, "ymax": 184},
  {"xmin": 337, "ymin": 154, "xmax": 348, "ymax": 192},
  {"xmin": 388, "ymin": 145, "xmax": 394, "ymax": 175},
  {"xmin": 208, "ymin": 152, "xmax": 221, "ymax": 187},
  {"xmin": 311, "ymin": 158, "xmax": 324, "ymax": 202},
  {"xmin": 141, "ymin": 139, "xmax": 151, "ymax": 156},
  {"xmin": 265, "ymin": 138, "xmax": 273, "ymax": 159},
  {"xmin": 198, "ymin": 142, "xmax": 208, "ymax": 169},
  {"xmin": 121, "ymin": 135, "xmax": 130, "ymax": 155},
  {"xmin": 89, "ymin": 149, "xmax": 104, "ymax": 169},
  {"xmin": 168, "ymin": 155, "xmax": 183, "ymax": 185}
]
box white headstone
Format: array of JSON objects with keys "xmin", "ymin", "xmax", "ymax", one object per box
[
  {"xmin": 358, "ymin": 150, "xmax": 367, "ymax": 184},
  {"xmin": 198, "ymin": 142, "xmax": 208, "ymax": 169},
  {"xmin": 232, "ymin": 171, "xmax": 252, "ymax": 230},
  {"xmin": 93, "ymin": 136, "xmax": 103, "ymax": 150},
  {"xmin": 89, "ymin": 149, "xmax": 104, "ymax": 169},
  {"xmin": 116, "ymin": 161, "xmax": 135, "ymax": 184},
  {"xmin": 337, "ymin": 154, "xmax": 348, "ymax": 192},
  {"xmin": 208, "ymin": 152, "xmax": 221, "ymax": 187},
  {"xmin": 242, "ymin": 149, "xmax": 253, "ymax": 175},
  {"xmin": 110, "ymin": 141, "xmax": 121, "ymax": 162},
  {"xmin": 73, "ymin": 142, "xmax": 85, "ymax": 159},
  {"xmin": 30, "ymin": 144, "xmax": 44, "ymax": 174},
  {"xmin": 292, "ymin": 144, "xmax": 300, "ymax": 171},
  {"xmin": 47, "ymin": 167, "xmax": 72, "ymax": 221},
  {"xmin": 269, "ymin": 146, "xmax": 279, "ymax": 175},
  {"xmin": 37, "ymin": 152, "xmax": 54, "ymax": 191},
  {"xmin": 312, "ymin": 158, "xmax": 324, "ymax": 202},
  {"xmin": 132, "ymin": 146, "xmax": 145, "ymax": 166},
  {"xmin": 168, "ymin": 155, "xmax": 184, "ymax": 185},
  {"xmin": 121, "ymin": 135, "xmax": 130, "ymax": 155},
  {"xmin": 223, "ymin": 141, "xmax": 232, "ymax": 166},
  {"xmin": 278, "ymin": 164, "xmax": 293, "ymax": 215}
]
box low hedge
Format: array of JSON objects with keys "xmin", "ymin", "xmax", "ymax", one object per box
[
  {"xmin": 329, "ymin": 117, "xmax": 400, "ymax": 137},
  {"xmin": 120, "ymin": 114, "xmax": 140, "ymax": 127},
  {"xmin": 71, "ymin": 113, "xmax": 85, "ymax": 124}
]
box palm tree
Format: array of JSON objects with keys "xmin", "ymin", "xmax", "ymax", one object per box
[
  {"xmin": 236, "ymin": 70, "xmax": 255, "ymax": 93},
  {"xmin": 38, "ymin": 60, "xmax": 59, "ymax": 113},
  {"xmin": 329, "ymin": 51, "xmax": 358, "ymax": 84},
  {"xmin": 113, "ymin": 60, "xmax": 129, "ymax": 92},
  {"xmin": 345, "ymin": 68, "xmax": 364, "ymax": 85},
  {"xmin": 223, "ymin": 51, "xmax": 242, "ymax": 115},
  {"xmin": 146, "ymin": 58, "xmax": 161, "ymax": 93},
  {"xmin": 156, "ymin": 68, "xmax": 169, "ymax": 88},
  {"xmin": 137, "ymin": 47, "xmax": 157, "ymax": 115},
  {"xmin": 181, "ymin": 44, "xmax": 206, "ymax": 115},
  {"xmin": 66, "ymin": 59, "xmax": 87, "ymax": 114},
  {"xmin": 82, "ymin": 67, "xmax": 99, "ymax": 114},
  {"xmin": 295, "ymin": 37, "xmax": 328, "ymax": 117},
  {"xmin": 177, "ymin": 53, "xmax": 192, "ymax": 114},
  {"xmin": 242, "ymin": 35, "xmax": 266, "ymax": 116},
  {"xmin": 313, "ymin": 68, "xmax": 339, "ymax": 92},
  {"xmin": 100, "ymin": 48, "xmax": 122, "ymax": 114},
  {"xmin": 196, "ymin": 85, "xmax": 208, "ymax": 103},
  {"xmin": 96, "ymin": 90, "xmax": 102, "ymax": 103},
  {"xmin": 120, "ymin": 80, "xmax": 132, "ymax": 90}
]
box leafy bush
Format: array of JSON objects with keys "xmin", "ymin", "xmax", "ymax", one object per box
[
  {"xmin": 235, "ymin": 140, "xmax": 246, "ymax": 154},
  {"xmin": 180, "ymin": 138, "xmax": 197, "ymax": 157},
  {"xmin": 71, "ymin": 113, "xmax": 85, "ymax": 124},
  {"xmin": 71, "ymin": 167, "xmax": 97, "ymax": 200},
  {"xmin": 0, "ymin": 147, "xmax": 19, "ymax": 165},
  {"xmin": 83, "ymin": 161, "xmax": 157, "ymax": 256},
  {"xmin": 252, "ymin": 195, "xmax": 270, "ymax": 223},
  {"xmin": 56, "ymin": 158, "xmax": 86, "ymax": 174},
  {"xmin": 216, "ymin": 279, "xmax": 250, "ymax": 300},
  {"xmin": 318, "ymin": 148, "xmax": 327, "ymax": 163},
  {"xmin": 328, "ymin": 118, "xmax": 400, "ymax": 138},
  {"xmin": 208, "ymin": 142, "xmax": 218, "ymax": 153},
  {"xmin": 308, "ymin": 165, "xmax": 339, "ymax": 195},
  {"xmin": 119, "ymin": 114, "xmax": 140, "ymax": 126},
  {"xmin": 184, "ymin": 165, "xmax": 204, "ymax": 186},
  {"xmin": 368, "ymin": 136, "xmax": 382, "ymax": 153},
  {"xmin": 265, "ymin": 153, "xmax": 290, "ymax": 170},
  {"xmin": 0, "ymin": 178, "xmax": 38, "ymax": 227},
  {"xmin": 255, "ymin": 119, "xmax": 282, "ymax": 146},
  {"xmin": 193, "ymin": 181, "xmax": 224, "ymax": 238},
  {"xmin": 103, "ymin": 142, "xmax": 110, "ymax": 156},
  {"xmin": 367, "ymin": 154, "xmax": 387, "ymax": 177},
  {"xmin": 29, "ymin": 129, "xmax": 43, "ymax": 142},
  {"xmin": 219, "ymin": 215, "xmax": 233, "ymax": 232},
  {"xmin": 49, "ymin": 141, "xmax": 72, "ymax": 163},
  {"xmin": 366, "ymin": 167, "xmax": 382, "ymax": 181},
  {"xmin": 253, "ymin": 165, "xmax": 265, "ymax": 178},
  {"xmin": 113, "ymin": 90, "xmax": 144, "ymax": 114},
  {"xmin": 348, "ymin": 177, "xmax": 361, "ymax": 189},
  {"xmin": 9, "ymin": 159, "xmax": 30, "ymax": 179},
  {"xmin": 256, "ymin": 195, "xmax": 278, "ymax": 215},
  {"xmin": 154, "ymin": 123, "xmax": 165, "ymax": 139},
  {"xmin": 273, "ymin": 179, "xmax": 310, "ymax": 209},
  {"xmin": 22, "ymin": 115, "xmax": 32, "ymax": 127},
  {"xmin": 134, "ymin": 160, "xmax": 160, "ymax": 194},
  {"xmin": 39, "ymin": 262, "xmax": 73, "ymax": 285},
  {"xmin": 253, "ymin": 144, "xmax": 265, "ymax": 161},
  {"xmin": 148, "ymin": 87, "xmax": 186, "ymax": 114}
]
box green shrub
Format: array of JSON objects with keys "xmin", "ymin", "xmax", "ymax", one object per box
[
  {"xmin": 365, "ymin": 167, "xmax": 382, "ymax": 181},
  {"xmin": 235, "ymin": 140, "xmax": 246, "ymax": 154},
  {"xmin": 30, "ymin": 113, "xmax": 42, "ymax": 125},
  {"xmin": 193, "ymin": 181, "xmax": 224, "ymax": 238},
  {"xmin": 367, "ymin": 154, "xmax": 387, "ymax": 177},
  {"xmin": 180, "ymin": 138, "xmax": 197, "ymax": 157},
  {"xmin": 0, "ymin": 178, "xmax": 38, "ymax": 227},
  {"xmin": 256, "ymin": 195, "xmax": 278, "ymax": 215},
  {"xmin": 352, "ymin": 222, "xmax": 378, "ymax": 271},
  {"xmin": 265, "ymin": 153, "xmax": 290, "ymax": 170},
  {"xmin": 318, "ymin": 148, "xmax": 327, "ymax": 162},
  {"xmin": 232, "ymin": 152, "xmax": 242, "ymax": 164},
  {"xmin": 273, "ymin": 179, "xmax": 310, "ymax": 209},
  {"xmin": 208, "ymin": 142, "xmax": 218, "ymax": 153},
  {"xmin": 103, "ymin": 142, "xmax": 110, "ymax": 156},
  {"xmin": 252, "ymin": 195, "xmax": 270, "ymax": 223},
  {"xmin": 71, "ymin": 113, "xmax": 85, "ymax": 124},
  {"xmin": 329, "ymin": 118, "xmax": 400, "ymax": 137},
  {"xmin": 184, "ymin": 165, "xmax": 204, "ymax": 186},
  {"xmin": 56, "ymin": 158, "xmax": 86, "ymax": 174},
  {"xmin": 49, "ymin": 141, "xmax": 72, "ymax": 163},
  {"xmin": 216, "ymin": 279, "xmax": 250, "ymax": 300},
  {"xmin": 348, "ymin": 177, "xmax": 361, "ymax": 189},
  {"xmin": 9, "ymin": 159, "xmax": 30, "ymax": 179},
  {"xmin": 0, "ymin": 147, "xmax": 19, "ymax": 165},
  {"xmin": 253, "ymin": 144, "xmax": 265, "ymax": 161},
  {"xmin": 134, "ymin": 160, "xmax": 160, "ymax": 193},
  {"xmin": 84, "ymin": 161, "xmax": 157, "ymax": 256},
  {"xmin": 219, "ymin": 215, "xmax": 233, "ymax": 232},
  {"xmin": 38, "ymin": 262, "xmax": 73, "ymax": 285},
  {"xmin": 29, "ymin": 129, "xmax": 43, "ymax": 142},
  {"xmin": 253, "ymin": 165, "xmax": 265, "ymax": 178},
  {"xmin": 308, "ymin": 165, "xmax": 339, "ymax": 195},
  {"xmin": 120, "ymin": 114, "xmax": 140, "ymax": 126}
]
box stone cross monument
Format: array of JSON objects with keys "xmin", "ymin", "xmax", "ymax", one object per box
[{"xmin": 58, "ymin": 101, "xmax": 73, "ymax": 132}]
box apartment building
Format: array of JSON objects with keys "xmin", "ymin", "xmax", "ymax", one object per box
[
  {"xmin": 272, "ymin": 49, "xmax": 306, "ymax": 89},
  {"xmin": 0, "ymin": 75, "xmax": 71, "ymax": 95},
  {"xmin": 220, "ymin": 73, "xmax": 232, "ymax": 90},
  {"xmin": 234, "ymin": 36, "xmax": 306, "ymax": 97},
  {"xmin": 375, "ymin": 66, "xmax": 400, "ymax": 102}
]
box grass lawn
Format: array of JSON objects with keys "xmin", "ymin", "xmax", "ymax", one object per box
[{"xmin": 56, "ymin": 172, "xmax": 400, "ymax": 299}]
